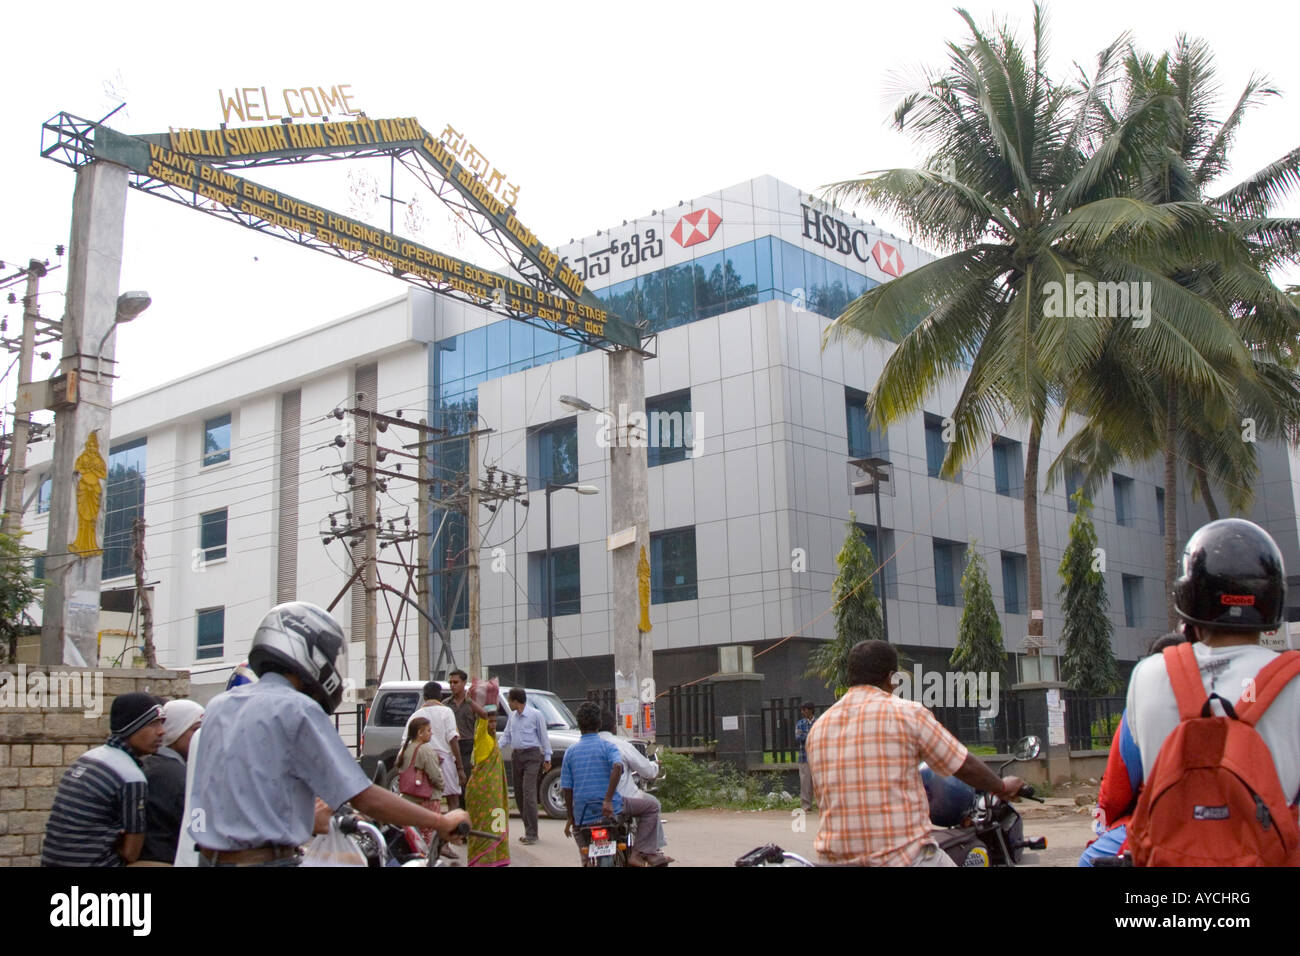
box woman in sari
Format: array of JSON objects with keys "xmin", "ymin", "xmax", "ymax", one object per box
[{"xmin": 464, "ymin": 690, "xmax": 510, "ymax": 867}]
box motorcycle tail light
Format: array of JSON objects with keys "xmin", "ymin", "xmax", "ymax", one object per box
[{"xmin": 590, "ymin": 828, "xmax": 608, "ymax": 841}]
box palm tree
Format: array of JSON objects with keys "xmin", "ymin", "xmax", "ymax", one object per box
[
  {"xmin": 823, "ymin": 5, "xmax": 1245, "ymax": 655},
  {"xmin": 1050, "ymin": 38, "xmax": 1300, "ymax": 626}
]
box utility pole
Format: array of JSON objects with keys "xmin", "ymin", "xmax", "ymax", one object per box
[
  {"xmin": 467, "ymin": 427, "xmax": 481, "ymax": 678},
  {"xmin": 364, "ymin": 413, "xmax": 378, "ymax": 700},
  {"xmin": 417, "ymin": 417, "xmax": 430, "ymax": 679},
  {"xmin": 1, "ymin": 260, "xmax": 46, "ymax": 536},
  {"xmin": 131, "ymin": 515, "xmax": 156, "ymax": 667}
]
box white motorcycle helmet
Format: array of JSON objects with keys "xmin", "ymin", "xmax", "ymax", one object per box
[{"xmin": 248, "ymin": 602, "xmax": 347, "ymax": 714}]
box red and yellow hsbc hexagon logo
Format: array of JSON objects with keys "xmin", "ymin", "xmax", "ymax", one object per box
[
  {"xmin": 871, "ymin": 240, "xmax": 905, "ymax": 277},
  {"xmin": 671, "ymin": 208, "xmax": 722, "ymax": 247}
]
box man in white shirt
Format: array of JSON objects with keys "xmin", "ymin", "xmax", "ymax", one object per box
[
  {"xmin": 1126, "ymin": 520, "xmax": 1300, "ymax": 848},
  {"xmin": 598, "ymin": 709, "xmax": 671, "ymax": 867},
  {"xmin": 403, "ymin": 682, "xmax": 466, "ymax": 811}
]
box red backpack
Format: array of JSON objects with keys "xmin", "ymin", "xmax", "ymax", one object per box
[{"xmin": 1128, "ymin": 642, "xmax": 1300, "ymax": 866}]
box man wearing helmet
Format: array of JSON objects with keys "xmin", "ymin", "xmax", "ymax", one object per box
[
  {"xmin": 188, "ymin": 602, "xmax": 468, "ymax": 865},
  {"xmin": 1125, "ymin": 519, "xmax": 1300, "ymax": 833}
]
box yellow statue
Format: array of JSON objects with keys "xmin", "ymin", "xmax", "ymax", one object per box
[
  {"xmin": 637, "ymin": 544, "xmax": 652, "ymax": 633},
  {"xmin": 69, "ymin": 430, "xmax": 107, "ymax": 557}
]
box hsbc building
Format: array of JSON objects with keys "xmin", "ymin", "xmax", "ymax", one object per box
[{"xmin": 29, "ymin": 174, "xmax": 1175, "ymax": 719}]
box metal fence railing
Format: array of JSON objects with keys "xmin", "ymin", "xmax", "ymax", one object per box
[
  {"xmin": 931, "ymin": 694, "xmax": 1027, "ymax": 754},
  {"xmin": 1064, "ymin": 692, "xmax": 1125, "ymax": 750},
  {"xmin": 333, "ymin": 703, "xmax": 367, "ymax": 758},
  {"xmin": 760, "ymin": 697, "xmax": 829, "ymax": 762},
  {"xmin": 664, "ymin": 683, "xmax": 715, "ymax": 748}
]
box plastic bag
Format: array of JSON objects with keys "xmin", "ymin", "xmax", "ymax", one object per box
[
  {"xmin": 470, "ymin": 677, "xmax": 500, "ymax": 708},
  {"xmin": 301, "ymin": 818, "xmax": 368, "ymax": 867}
]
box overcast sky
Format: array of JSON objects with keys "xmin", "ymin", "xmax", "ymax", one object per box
[{"xmin": 1, "ymin": 0, "xmax": 1297, "ymax": 407}]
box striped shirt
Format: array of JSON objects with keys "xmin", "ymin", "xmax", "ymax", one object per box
[
  {"xmin": 41, "ymin": 736, "xmax": 148, "ymax": 867},
  {"xmin": 806, "ymin": 685, "xmax": 968, "ymax": 866},
  {"xmin": 560, "ymin": 733, "xmax": 624, "ymax": 824}
]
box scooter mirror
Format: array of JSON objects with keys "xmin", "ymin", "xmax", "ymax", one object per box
[{"xmin": 1013, "ymin": 736, "xmax": 1042, "ymax": 761}]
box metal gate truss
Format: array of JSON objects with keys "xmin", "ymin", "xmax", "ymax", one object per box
[{"xmin": 40, "ymin": 111, "xmax": 642, "ymax": 352}]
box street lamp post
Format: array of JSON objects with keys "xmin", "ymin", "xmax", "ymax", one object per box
[
  {"xmin": 543, "ymin": 481, "xmax": 598, "ymax": 691},
  {"xmin": 852, "ymin": 456, "xmax": 893, "ymax": 642}
]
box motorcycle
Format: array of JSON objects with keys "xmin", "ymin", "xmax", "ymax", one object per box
[
  {"xmin": 734, "ymin": 735, "xmax": 1047, "ymax": 867},
  {"xmin": 925, "ymin": 735, "xmax": 1048, "ymax": 867},
  {"xmin": 571, "ymin": 751, "xmax": 668, "ymax": 867}
]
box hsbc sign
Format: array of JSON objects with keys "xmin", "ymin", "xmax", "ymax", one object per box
[
  {"xmin": 671, "ymin": 208, "xmax": 721, "ymax": 247},
  {"xmin": 801, "ymin": 203, "xmax": 905, "ymax": 277}
]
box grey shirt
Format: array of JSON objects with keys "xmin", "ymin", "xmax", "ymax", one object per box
[{"xmin": 188, "ymin": 672, "xmax": 372, "ymax": 850}]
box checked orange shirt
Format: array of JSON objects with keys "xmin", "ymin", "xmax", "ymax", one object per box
[{"xmin": 806, "ymin": 684, "xmax": 968, "ymax": 866}]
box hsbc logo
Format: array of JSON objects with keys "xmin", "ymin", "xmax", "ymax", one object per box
[
  {"xmin": 801, "ymin": 204, "xmax": 906, "ymax": 277},
  {"xmin": 671, "ymin": 208, "xmax": 721, "ymax": 247},
  {"xmin": 872, "ymin": 240, "xmax": 904, "ymax": 277}
]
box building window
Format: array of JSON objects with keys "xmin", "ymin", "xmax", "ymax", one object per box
[
  {"xmin": 36, "ymin": 475, "xmax": 52, "ymax": 514},
  {"xmin": 530, "ymin": 545, "xmax": 580, "ymax": 617},
  {"xmin": 196, "ymin": 606, "xmax": 225, "ymax": 661},
  {"xmin": 923, "ymin": 413, "xmax": 957, "ymax": 480},
  {"xmin": 855, "ymin": 523, "xmax": 898, "ymax": 599},
  {"xmin": 1155, "ymin": 487, "xmax": 1166, "ymax": 536},
  {"xmin": 530, "ymin": 419, "xmax": 578, "ymax": 489},
  {"xmin": 650, "ymin": 527, "xmax": 697, "ymax": 604},
  {"xmin": 1122, "ymin": 574, "xmax": 1143, "ymax": 627},
  {"xmin": 200, "ymin": 508, "xmax": 228, "ymax": 562},
  {"xmin": 992, "ymin": 436, "xmax": 1024, "ymax": 498},
  {"xmin": 1064, "ymin": 462, "xmax": 1084, "ymax": 513},
  {"xmin": 1001, "ymin": 552, "xmax": 1028, "ymax": 615},
  {"xmin": 203, "ymin": 413, "xmax": 232, "ymax": 466},
  {"xmin": 933, "ymin": 538, "xmax": 966, "ymax": 607},
  {"xmin": 846, "ymin": 387, "xmax": 887, "ymax": 459},
  {"xmin": 1114, "ymin": 474, "xmax": 1135, "ymax": 527},
  {"xmin": 32, "ymin": 553, "xmax": 46, "ymax": 584},
  {"xmin": 646, "ymin": 391, "xmax": 693, "ymax": 467},
  {"xmin": 103, "ymin": 438, "xmax": 146, "ymax": 581}
]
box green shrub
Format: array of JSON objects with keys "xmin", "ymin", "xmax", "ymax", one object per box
[{"xmin": 655, "ymin": 751, "xmax": 798, "ymax": 812}]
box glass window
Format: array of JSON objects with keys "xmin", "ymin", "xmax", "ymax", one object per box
[
  {"xmin": 103, "ymin": 438, "xmax": 146, "ymax": 580},
  {"xmin": 846, "ymin": 388, "xmax": 887, "ymax": 459},
  {"xmin": 924, "ymin": 413, "xmax": 949, "ymax": 479},
  {"xmin": 694, "ymin": 251, "xmax": 726, "ymax": 319},
  {"xmin": 375, "ymin": 691, "xmax": 421, "ymax": 727},
  {"xmin": 780, "ymin": 240, "xmax": 805, "ymax": 299},
  {"xmin": 724, "ymin": 241, "xmax": 759, "ymax": 310},
  {"xmin": 437, "ymin": 336, "xmax": 463, "ymax": 384},
  {"xmin": 1156, "ymin": 487, "xmax": 1166, "ymax": 536},
  {"xmin": 485, "ymin": 320, "xmax": 510, "ymax": 372},
  {"xmin": 32, "ymin": 553, "xmax": 46, "ymax": 584},
  {"xmin": 824, "ymin": 261, "xmax": 850, "ymax": 317},
  {"xmin": 1001, "ymin": 552, "xmax": 1028, "ymax": 614},
  {"xmin": 1114, "ymin": 474, "xmax": 1135, "ymax": 527},
  {"xmin": 200, "ymin": 508, "xmax": 228, "ymax": 562},
  {"xmin": 934, "ymin": 538, "xmax": 965, "ymax": 607},
  {"xmin": 651, "ymin": 527, "xmax": 698, "ymax": 604},
  {"xmin": 1122, "ymin": 574, "xmax": 1143, "ymax": 627},
  {"xmin": 992, "ymin": 437, "xmax": 1024, "ymax": 498},
  {"xmin": 203, "ymin": 414, "xmax": 231, "ymax": 466},
  {"xmin": 36, "ymin": 474, "xmax": 52, "ymax": 514},
  {"xmin": 1065, "ymin": 462, "xmax": 1084, "ymax": 513},
  {"xmin": 531, "ymin": 419, "xmax": 578, "ymax": 489},
  {"xmin": 196, "ymin": 606, "xmax": 225, "ymax": 661},
  {"xmin": 509, "ymin": 318, "xmax": 535, "ymax": 367},
  {"xmin": 855, "ymin": 523, "xmax": 898, "ymax": 599},
  {"xmin": 755, "ymin": 237, "xmax": 775, "ymax": 293},
  {"xmin": 665, "ymin": 263, "xmax": 695, "ymax": 325},
  {"xmin": 462, "ymin": 326, "xmax": 487, "ymax": 377},
  {"xmin": 531, "ymin": 545, "xmax": 581, "ymax": 617},
  {"xmin": 804, "ymin": 250, "xmax": 828, "ymax": 315},
  {"xmin": 529, "ymin": 692, "xmax": 578, "ymax": 730},
  {"xmin": 639, "ymin": 270, "xmax": 667, "ymax": 333},
  {"xmin": 647, "ymin": 390, "xmax": 692, "ymax": 467}
]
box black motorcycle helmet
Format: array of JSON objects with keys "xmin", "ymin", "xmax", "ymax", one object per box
[
  {"xmin": 1173, "ymin": 519, "xmax": 1285, "ymax": 634},
  {"xmin": 248, "ymin": 602, "xmax": 347, "ymax": 714}
]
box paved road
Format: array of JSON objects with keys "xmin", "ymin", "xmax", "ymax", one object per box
[{"xmin": 486, "ymin": 803, "xmax": 1096, "ymax": 867}]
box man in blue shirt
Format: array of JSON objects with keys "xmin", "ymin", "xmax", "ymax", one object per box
[
  {"xmin": 498, "ymin": 687, "xmax": 552, "ymax": 844},
  {"xmin": 562, "ymin": 702, "xmax": 624, "ymax": 833},
  {"xmin": 795, "ymin": 702, "xmax": 817, "ymax": 812}
]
